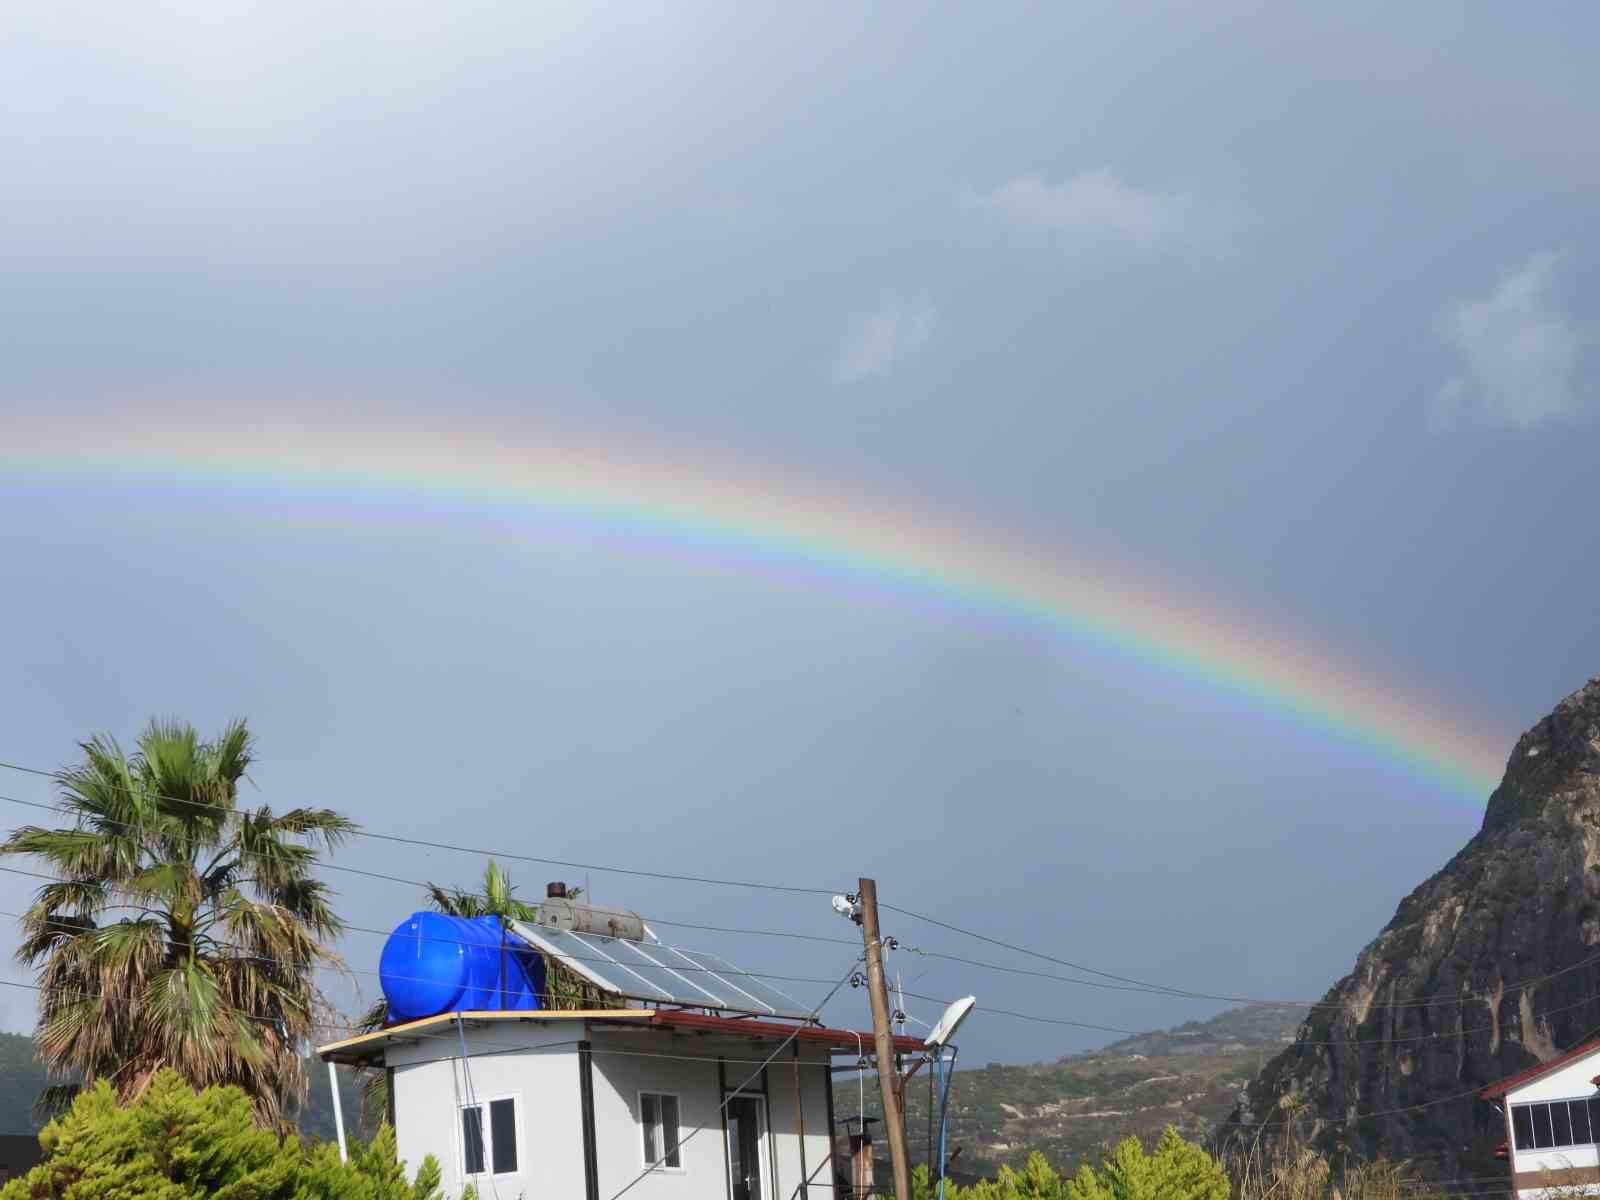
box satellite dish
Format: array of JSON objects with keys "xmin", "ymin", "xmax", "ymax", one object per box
[{"xmin": 924, "ymin": 995, "xmax": 976, "ymax": 1049}]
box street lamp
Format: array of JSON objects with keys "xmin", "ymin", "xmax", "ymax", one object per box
[{"xmin": 925, "ymin": 996, "xmax": 976, "ymax": 1200}]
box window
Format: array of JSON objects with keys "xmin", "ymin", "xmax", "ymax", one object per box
[
  {"xmin": 460, "ymin": 1097, "xmax": 519, "ymax": 1177},
  {"xmin": 1512, "ymin": 1099, "xmax": 1600, "ymax": 1154},
  {"xmin": 639, "ymin": 1092, "xmax": 682, "ymax": 1170},
  {"xmin": 1513, "ymin": 1106, "xmax": 1534, "ymax": 1152}
]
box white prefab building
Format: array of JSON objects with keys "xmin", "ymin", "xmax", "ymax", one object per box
[
  {"xmin": 1482, "ymin": 1037, "xmax": 1600, "ymax": 1200},
  {"xmin": 319, "ymin": 893, "xmax": 926, "ymax": 1200}
]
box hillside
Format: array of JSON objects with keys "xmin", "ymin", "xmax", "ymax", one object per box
[
  {"xmin": 1227, "ymin": 676, "xmax": 1600, "ymax": 1182},
  {"xmin": 836, "ymin": 1002, "xmax": 1307, "ymax": 1177},
  {"xmin": 0, "ymin": 1031, "xmax": 366, "ymax": 1142}
]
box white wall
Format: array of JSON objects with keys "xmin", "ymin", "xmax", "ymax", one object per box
[
  {"xmin": 388, "ymin": 1018, "xmax": 590, "ymax": 1200},
  {"xmin": 1505, "ymin": 1049, "xmax": 1600, "ymax": 1199},
  {"xmin": 587, "ymin": 1028, "xmax": 837, "ymax": 1200},
  {"xmin": 378, "ymin": 1018, "xmax": 842, "ymax": 1200},
  {"xmin": 760, "ymin": 1046, "xmax": 837, "ymax": 1199}
]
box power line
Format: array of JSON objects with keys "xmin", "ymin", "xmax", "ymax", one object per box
[
  {"xmin": 1215, "ymin": 1079, "xmax": 1495, "ymax": 1130},
  {"xmin": 0, "ymin": 907, "xmax": 851, "ymax": 997},
  {"xmin": 0, "ymin": 760, "xmax": 836, "ymax": 895},
  {"xmin": 890, "ymin": 903, "xmax": 1600, "ymax": 1014},
  {"xmin": 0, "ymin": 791, "xmax": 852, "ymax": 949},
  {"xmin": 897, "ymin": 985, "xmax": 1600, "ymax": 1049},
  {"xmin": 0, "ymin": 757, "xmax": 1586, "ymax": 1025}
]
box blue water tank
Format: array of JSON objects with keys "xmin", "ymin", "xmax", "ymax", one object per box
[{"xmin": 379, "ymin": 913, "xmax": 546, "ymax": 1022}]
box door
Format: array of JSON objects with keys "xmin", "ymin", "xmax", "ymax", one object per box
[{"xmin": 726, "ymin": 1096, "xmax": 765, "ymax": 1200}]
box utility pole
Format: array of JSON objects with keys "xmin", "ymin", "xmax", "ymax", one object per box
[{"xmin": 858, "ymin": 877, "xmax": 913, "ymax": 1200}]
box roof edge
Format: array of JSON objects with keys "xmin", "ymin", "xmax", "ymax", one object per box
[
  {"xmin": 317, "ymin": 1009, "xmax": 654, "ymax": 1063},
  {"xmin": 1479, "ymin": 1037, "xmax": 1600, "ymax": 1099}
]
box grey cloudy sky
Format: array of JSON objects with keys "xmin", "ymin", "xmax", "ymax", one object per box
[{"xmin": 1, "ymin": 1, "xmax": 1597, "ymax": 1063}]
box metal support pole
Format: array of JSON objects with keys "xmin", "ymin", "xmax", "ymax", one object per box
[{"xmin": 328, "ymin": 1060, "xmax": 348, "ymax": 1164}]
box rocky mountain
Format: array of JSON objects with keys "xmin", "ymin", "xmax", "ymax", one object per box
[{"xmin": 1227, "ymin": 676, "xmax": 1600, "ymax": 1182}]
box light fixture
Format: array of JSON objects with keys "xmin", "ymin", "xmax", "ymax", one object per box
[{"xmin": 924, "ymin": 995, "xmax": 976, "ymax": 1049}]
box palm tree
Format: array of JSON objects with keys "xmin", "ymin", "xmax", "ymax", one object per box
[
  {"xmin": 0, "ymin": 719, "xmax": 354, "ymax": 1127},
  {"xmin": 421, "ymin": 858, "xmax": 540, "ymax": 923}
]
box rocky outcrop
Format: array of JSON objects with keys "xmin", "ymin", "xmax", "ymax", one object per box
[{"xmin": 1224, "ymin": 678, "xmax": 1600, "ymax": 1180}]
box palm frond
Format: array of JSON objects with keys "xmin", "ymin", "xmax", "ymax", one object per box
[
  {"xmin": 1, "ymin": 718, "xmax": 346, "ymax": 1126},
  {"xmin": 266, "ymin": 807, "xmax": 358, "ymax": 849}
]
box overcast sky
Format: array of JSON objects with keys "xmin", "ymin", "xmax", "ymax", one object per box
[{"xmin": 1, "ymin": 1, "xmax": 1596, "ymax": 1065}]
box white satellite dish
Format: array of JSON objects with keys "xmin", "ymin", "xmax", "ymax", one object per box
[{"xmin": 924, "ymin": 995, "xmax": 976, "ymax": 1049}]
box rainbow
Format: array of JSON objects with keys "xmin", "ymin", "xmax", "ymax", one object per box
[{"xmin": 1, "ymin": 415, "xmax": 1507, "ymax": 799}]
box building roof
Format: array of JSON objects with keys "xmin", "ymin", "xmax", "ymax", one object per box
[
  {"xmin": 317, "ymin": 1008, "xmax": 926, "ymax": 1067},
  {"xmin": 1479, "ymin": 1037, "xmax": 1600, "ymax": 1100}
]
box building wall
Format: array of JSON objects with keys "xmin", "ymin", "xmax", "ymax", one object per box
[
  {"xmin": 387, "ymin": 1018, "xmax": 590, "ymax": 1199},
  {"xmin": 759, "ymin": 1046, "xmax": 838, "ymax": 1198},
  {"xmin": 587, "ymin": 1028, "xmax": 837, "ymax": 1200},
  {"xmin": 380, "ymin": 1018, "xmax": 841, "ymax": 1200},
  {"xmin": 1504, "ymin": 1050, "xmax": 1600, "ymax": 1199}
]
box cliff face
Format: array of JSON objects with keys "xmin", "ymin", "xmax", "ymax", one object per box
[{"xmin": 1226, "ymin": 678, "xmax": 1600, "ymax": 1179}]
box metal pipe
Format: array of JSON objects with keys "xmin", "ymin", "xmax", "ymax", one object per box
[
  {"xmin": 328, "ymin": 1060, "xmax": 348, "ymax": 1164},
  {"xmin": 793, "ymin": 1042, "xmax": 809, "ymax": 1197},
  {"xmin": 937, "ymin": 1046, "xmax": 960, "ymax": 1200}
]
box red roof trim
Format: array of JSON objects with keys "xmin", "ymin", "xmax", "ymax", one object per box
[
  {"xmin": 1479, "ymin": 1037, "xmax": 1600, "ymax": 1099},
  {"xmin": 643, "ymin": 1010, "xmax": 925, "ymax": 1055}
]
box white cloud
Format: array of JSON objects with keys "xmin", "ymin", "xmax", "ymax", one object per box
[
  {"xmin": 832, "ymin": 296, "xmax": 937, "ymax": 383},
  {"xmin": 1433, "ymin": 252, "xmax": 1587, "ymax": 430},
  {"xmin": 962, "ymin": 169, "xmax": 1188, "ymax": 248}
]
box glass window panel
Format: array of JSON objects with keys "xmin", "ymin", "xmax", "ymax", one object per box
[
  {"xmin": 661, "ymin": 1095, "xmax": 681, "ymax": 1168},
  {"xmin": 1588, "ymin": 1098, "xmax": 1600, "ymax": 1146},
  {"xmin": 462, "ymin": 1106, "xmax": 485, "ymax": 1175},
  {"xmin": 1513, "ymin": 1106, "xmax": 1534, "ymax": 1151},
  {"xmin": 641, "ymin": 1094, "xmax": 658, "ymax": 1163},
  {"xmin": 1533, "ymin": 1103, "xmax": 1554, "ymax": 1149},
  {"xmin": 1552, "ymin": 1100, "xmax": 1573, "ymax": 1147},
  {"xmin": 490, "ymin": 1098, "xmax": 517, "ymax": 1175},
  {"xmin": 1571, "ymin": 1100, "xmax": 1592, "ymax": 1147}
]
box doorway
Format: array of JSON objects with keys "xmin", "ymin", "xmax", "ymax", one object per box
[{"xmin": 725, "ymin": 1094, "xmax": 767, "ymax": 1200}]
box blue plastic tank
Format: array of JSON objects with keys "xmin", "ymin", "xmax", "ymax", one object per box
[{"xmin": 379, "ymin": 912, "xmax": 546, "ymax": 1022}]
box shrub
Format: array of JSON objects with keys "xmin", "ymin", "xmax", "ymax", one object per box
[
  {"xmin": 0, "ymin": 1070, "xmax": 447, "ymax": 1200},
  {"xmin": 913, "ymin": 1127, "xmax": 1228, "ymax": 1200}
]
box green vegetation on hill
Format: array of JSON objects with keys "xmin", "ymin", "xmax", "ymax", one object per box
[
  {"xmin": 837, "ymin": 1003, "xmax": 1308, "ymax": 1179},
  {"xmin": 0, "ymin": 1031, "xmax": 366, "ymax": 1143}
]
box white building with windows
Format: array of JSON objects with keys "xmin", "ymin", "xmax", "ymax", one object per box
[
  {"xmin": 1482, "ymin": 1037, "xmax": 1600, "ymax": 1200},
  {"xmin": 318, "ymin": 888, "xmax": 925, "ymax": 1200}
]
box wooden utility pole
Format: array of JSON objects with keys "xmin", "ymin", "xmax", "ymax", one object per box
[{"xmin": 858, "ymin": 877, "xmax": 913, "ymax": 1200}]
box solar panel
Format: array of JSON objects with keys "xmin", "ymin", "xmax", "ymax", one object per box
[{"xmin": 509, "ymin": 921, "xmax": 813, "ymax": 1020}]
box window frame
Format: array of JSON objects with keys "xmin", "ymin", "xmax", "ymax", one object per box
[
  {"xmin": 459, "ymin": 1092, "xmax": 523, "ymax": 1182},
  {"xmin": 1511, "ymin": 1098, "xmax": 1600, "ymax": 1155},
  {"xmin": 637, "ymin": 1089, "xmax": 686, "ymax": 1174}
]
